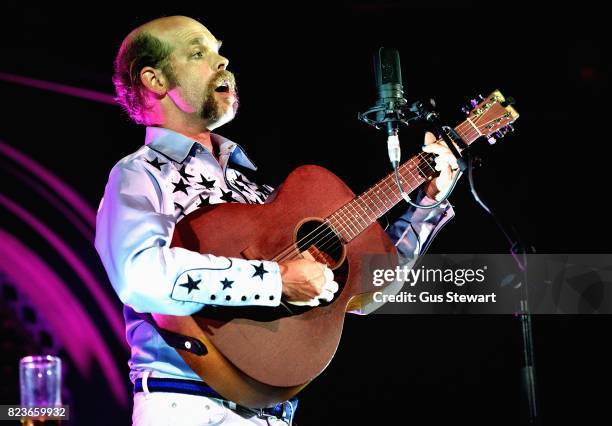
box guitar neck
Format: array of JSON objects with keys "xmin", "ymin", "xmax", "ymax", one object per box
[{"xmin": 326, "ymin": 119, "xmax": 480, "ymax": 242}]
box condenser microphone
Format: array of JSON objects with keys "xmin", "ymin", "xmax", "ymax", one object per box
[
  {"xmin": 374, "ymin": 47, "xmax": 404, "ymax": 106},
  {"xmin": 374, "ymin": 47, "xmax": 405, "ymax": 165}
]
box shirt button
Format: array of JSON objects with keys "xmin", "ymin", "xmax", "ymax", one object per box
[{"xmin": 184, "ymin": 341, "xmax": 192, "ymax": 350}]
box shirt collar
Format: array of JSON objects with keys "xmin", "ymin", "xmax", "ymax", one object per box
[{"xmin": 144, "ymin": 126, "xmax": 257, "ymax": 170}]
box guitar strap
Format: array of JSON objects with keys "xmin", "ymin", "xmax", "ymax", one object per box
[{"xmin": 133, "ymin": 311, "xmax": 208, "ymax": 356}]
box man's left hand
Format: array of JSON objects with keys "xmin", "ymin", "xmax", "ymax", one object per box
[{"xmin": 421, "ymin": 131, "xmax": 460, "ymax": 201}]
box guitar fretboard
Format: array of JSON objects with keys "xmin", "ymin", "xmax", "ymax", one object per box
[{"xmin": 327, "ymin": 120, "xmax": 480, "ymax": 242}]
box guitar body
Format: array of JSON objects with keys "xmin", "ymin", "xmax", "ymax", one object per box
[{"xmin": 152, "ymin": 165, "xmax": 399, "ymax": 407}]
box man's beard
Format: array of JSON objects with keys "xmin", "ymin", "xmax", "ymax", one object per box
[{"xmin": 200, "ymin": 70, "xmax": 239, "ymax": 128}]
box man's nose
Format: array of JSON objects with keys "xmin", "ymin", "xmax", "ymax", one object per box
[{"xmin": 215, "ymin": 54, "xmax": 229, "ymax": 70}]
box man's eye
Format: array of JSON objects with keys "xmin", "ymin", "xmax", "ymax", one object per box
[{"xmin": 192, "ymin": 51, "xmax": 203, "ymax": 58}]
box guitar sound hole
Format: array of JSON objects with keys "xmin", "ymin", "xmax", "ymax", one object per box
[{"xmin": 295, "ymin": 220, "xmax": 345, "ymax": 269}]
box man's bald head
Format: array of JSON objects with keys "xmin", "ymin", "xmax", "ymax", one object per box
[
  {"xmin": 137, "ymin": 16, "xmax": 212, "ymax": 42},
  {"xmin": 113, "ymin": 16, "xmax": 212, "ymax": 124}
]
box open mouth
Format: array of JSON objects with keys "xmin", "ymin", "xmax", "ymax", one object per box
[{"xmin": 214, "ymin": 80, "xmax": 231, "ymax": 93}]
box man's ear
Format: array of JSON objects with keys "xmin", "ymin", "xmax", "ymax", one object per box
[{"xmin": 140, "ymin": 66, "xmax": 167, "ymax": 96}]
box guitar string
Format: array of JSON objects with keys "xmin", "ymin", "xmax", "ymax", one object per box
[
  {"xmin": 270, "ymin": 114, "xmax": 505, "ymax": 263},
  {"xmin": 270, "ymin": 118, "xmax": 488, "ymax": 263},
  {"xmin": 271, "ymin": 122, "xmax": 481, "ymax": 263},
  {"xmin": 305, "ymin": 112, "xmax": 510, "ymax": 256},
  {"xmin": 269, "ymin": 117, "xmax": 488, "ymax": 261},
  {"xmin": 271, "ymin": 151, "xmax": 439, "ymax": 263},
  {"xmin": 279, "ymin": 152, "xmax": 439, "ymax": 261},
  {"xmin": 271, "ymin": 151, "xmax": 435, "ymax": 259}
]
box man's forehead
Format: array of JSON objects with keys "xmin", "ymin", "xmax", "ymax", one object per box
[
  {"xmin": 174, "ymin": 25, "xmax": 216, "ymax": 43},
  {"xmin": 184, "ymin": 34, "xmax": 223, "ymax": 49}
]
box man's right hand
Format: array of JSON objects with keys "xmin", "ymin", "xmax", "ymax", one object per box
[{"xmin": 278, "ymin": 258, "xmax": 338, "ymax": 305}]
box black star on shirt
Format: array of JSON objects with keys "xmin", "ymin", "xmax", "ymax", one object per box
[
  {"xmin": 235, "ymin": 174, "xmax": 251, "ymax": 186},
  {"xmin": 197, "ymin": 194, "xmax": 211, "ymax": 207},
  {"xmin": 179, "ymin": 274, "xmax": 201, "ymax": 294},
  {"xmin": 178, "ymin": 165, "xmax": 194, "ymax": 181},
  {"xmin": 146, "ymin": 157, "xmax": 167, "ymax": 171},
  {"xmin": 172, "ymin": 178, "xmax": 190, "ymax": 195},
  {"xmin": 251, "ymin": 262, "xmax": 268, "ymax": 280},
  {"xmin": 220, "ymin": 278, "xmax": 234, "ymax": 290},
  {"xmin": 234, "ymin": 182, "xmax": 248, "ymax": 192},
  {"xmin": 197, "ymin": 174, "xmax": 216, "ymax": 189},
  {"xmin": 219, "ymin": 188, "xmax": 237, "ymax": 203}
]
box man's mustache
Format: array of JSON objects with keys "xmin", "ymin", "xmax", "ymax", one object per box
[{"xmin": 210, "ymin": 70, "xmax": 237, "ymax": 92}]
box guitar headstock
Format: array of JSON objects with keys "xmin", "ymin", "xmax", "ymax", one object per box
[{"xmin": 465, "ymin": 90, "xmax": 519, "ymax": 145}]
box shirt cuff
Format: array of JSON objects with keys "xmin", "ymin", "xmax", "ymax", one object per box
[{"xmin": 170, "ymin": 259, "xmax": 283, "ymax": 307}]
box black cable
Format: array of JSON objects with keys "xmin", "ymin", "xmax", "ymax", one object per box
[{"xmin": 393, "ymin": 162, "xmax": 462, "ymax": 209}]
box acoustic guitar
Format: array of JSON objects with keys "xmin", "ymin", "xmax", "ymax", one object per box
[{"xmin": 152, "ymin": 90, "xmax": 519, "ymax": 407}]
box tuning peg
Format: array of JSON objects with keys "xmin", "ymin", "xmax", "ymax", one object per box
[
  {"xmin": 461, "ymin": 106, "xmax": 471, "ymax": 115},
  {"xmin": 495, "ymin": 130, "xmax": 505, "ymax": 139},
  {"xmin": 470, "ymin": 99, "xmax": 479, "ymax": 108},
  {"xmin": 478, "ymin": 94, "xmax": 484, "ymax": 100},
  {"xmin": 507, "ymin": 124, "xmax": 515, "ymax": 132},
  {"xmin": 487, "ymin": 136, "xmax": 497, "ymax": 145}
]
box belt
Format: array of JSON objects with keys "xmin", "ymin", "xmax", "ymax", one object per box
[{"xmin": 134, "ymin": 377, "xmax": 297, "ymax": 419}]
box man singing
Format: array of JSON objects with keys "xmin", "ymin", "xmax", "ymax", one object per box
[{"xmin": 95, "ymin": 15, "xmax": 456, "ymax": 425}]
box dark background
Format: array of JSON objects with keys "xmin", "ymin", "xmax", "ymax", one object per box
[{"xmin": 1, "ymin": 1, "xmax": 610, "ymax": 425}]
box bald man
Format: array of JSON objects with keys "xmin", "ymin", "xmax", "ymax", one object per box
[{"xmin": 95, "ymin": 15, "xmax": 456, "ymax": 425}]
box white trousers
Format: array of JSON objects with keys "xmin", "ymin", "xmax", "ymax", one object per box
[{"xmin": 132, "ymin": 391, "xmax": 293, "ymax": 426}]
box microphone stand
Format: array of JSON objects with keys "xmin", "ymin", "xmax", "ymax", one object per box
[
  {"xmin": 408, "ymin": 101, "xmax": 541, "ymax": 425},
  {"xmin": 413, "ymin": 99, "xmax": 540, "ymax": 424},
  {"xmin": 360, "ymin": 98, "xmax": 540, "ymax": 424},
  {"xmin": 466, "ymin": 158, "xmax": 540, "ymax": 425}
]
